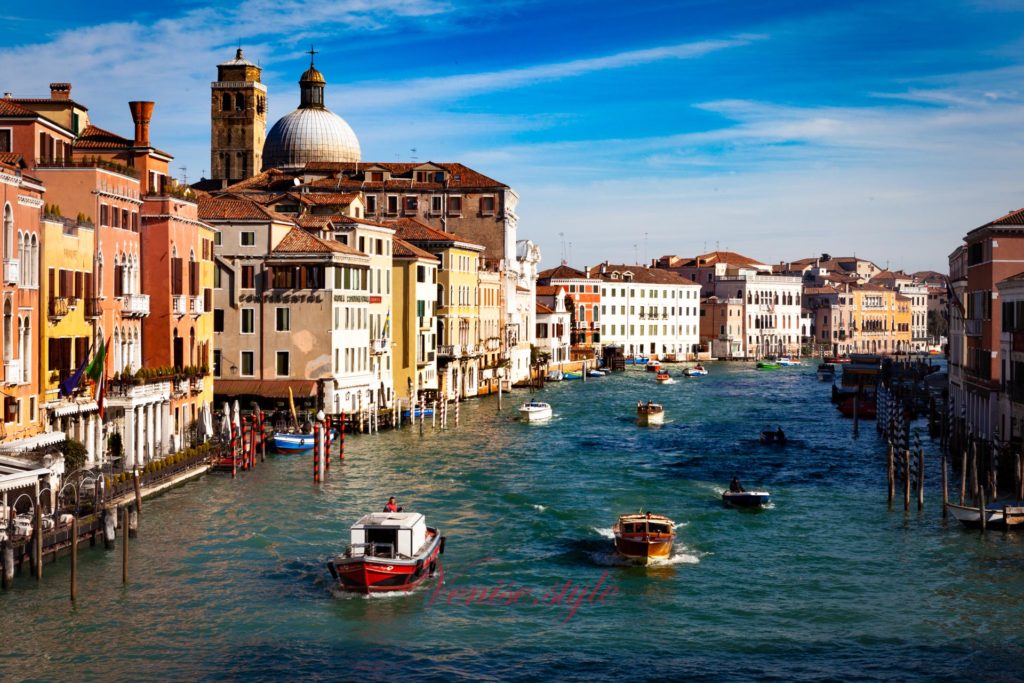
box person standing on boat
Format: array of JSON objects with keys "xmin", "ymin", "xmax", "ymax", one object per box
[
  {"xmin": 775, "ymin": 426, "xmax": 785, "ymax": 441},
  {"xmin": 383, "ymin": 497, "xmax": 403, "ymax": 513},
  {"xmin": 729, "ymin": 477, "xmax": 745, "ymax": 493}
]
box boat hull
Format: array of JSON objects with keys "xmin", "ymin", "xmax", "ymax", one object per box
[
  {"xmin": 637, "ymin": 410, "xmax": 664, "ymax": 426},
  {"xmin": 272, "ymin": 432, "xmax": 320, "ymax": 453},
  {"xmin": 613, "ymin": 535, "xmax": 674, "ymax": 564},
  {"xmin": 519, "ymin": 405, "xmax": 552, "ymax": 422},
  {"xmin": 723, "ymin": 491, "xmax": 771, "ymax": 509},
  {"xmin": 328, "ymin": 532, "xmax": 444, "ymax": 593},
  {"xmin": 946, "ymin": 503, "xmax": 1024, "ymax": 530}
]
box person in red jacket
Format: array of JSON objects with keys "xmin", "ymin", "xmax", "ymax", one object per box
[{"xmin": 383, "ymin": 497, "xmax": 402, "ymax": 513}]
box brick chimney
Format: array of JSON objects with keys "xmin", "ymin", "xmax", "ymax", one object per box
[
  {"xmin": 49, "ymin": 83, "xmax": 71, "ymax": 100},
  {"xmin": 128, "ymin": 101, "xmax": 154, "ymax": 147}
]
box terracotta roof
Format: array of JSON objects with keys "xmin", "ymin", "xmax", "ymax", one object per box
[
  {"xmin": 0, "ymin": 152, "xmax": 25, "ymax": 168},
  {"xmin": 804, "ymin": 286, "xmax": 839, "ymax": 295},
  {"xmin": 294, "ymin": 215, "xmax": 333, "ymax": 230},
  {"xmin": 536, "ymin": 285, "xmax": 562, "ymax": 296},
  {"xmin": 537, "ymin": 264, "xmax": 588, "ymax": 281},
  {"xmin": 74, "ymin": 124, "xmax": 134, "ymax": 150},
  {"xmin": 689, "ymin": 251, "xmax": 768, "ymax": 268},
  {"xmin": 393, "ymin": 238, "xmax": 438, "ymax": 261},
  {"xmin": 197, "ymin": 195, "xmax": 277, "ymax": 221},
  {"xmin": 282, "ymin": 191, "xmax": 359, "ymax": 206},
  {"xmin": 981, "ymin": 208, "xmax": 1024, "ymax": 227},
  {"xmin": 597, "ymin": 264, "xmax": 696, "ymax": 286},
  {"xmin": 536, "ymin": 302, "xmax": 556, "ymax": 315},
  {"xmin": 390, "ymin": 217, "xmax": 483, "ymax": 249},
  {"xmin": 303, "ymin": 161, "xmax": 507, "ymax": 188},
  {"xmin": 0, "ymin": 99, "xmax": 38, "ymax": 117},
  {"xmin": 271, "ymin": 228, "xmax": 363, "ymax": 256}
]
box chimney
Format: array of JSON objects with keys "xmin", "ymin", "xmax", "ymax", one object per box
[
  {"xmin": 585, "ymin": 266, "xmax": 590, "ymax": 279},
  {"xmin": 128, "ymin": 101, "xmax": 155, "ymax": 147},
  {"xmin": 49, "ymin": 83, "xmax": 71, "ymax": 100}
]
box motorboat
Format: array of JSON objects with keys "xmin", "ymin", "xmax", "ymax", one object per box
[
  {"xmin": 655, "ymin": 372, "xmax": 676, "ymax": 385},
  {"xmin": 722, "ymin": 490, "xmax": 772, "ymax": 509},
  {"xmin": 272, "ymin": 429, "xmax": 334, "ymax": 453},
  {"xmin": 612, "ymin": 512, "xmax": 675, "ymax": 564},
  {"xmin": 683, "ymin": 365, "xmax": 708, "ymax": 377},
  {"xmin": 587, "ymin": 369, "xmax": 606, "ymax": 378},
  {"xmin": 636, "ymin": 401, "xmax": 664, "ymax": 426},
  {"xmin": 947, "ymin": 502, "xmax": 1024, "ymax": 530},
  {"xmin": 624, "ymin": 356, "xmax": 649, "ymax": 365},
  {"xmin": 816, "ymin": 363, "xmax": 836, "ymax": 381},
  {"xmin": 563, "ymin": 372, "xmax": 583, "ymax": 380},
  {"xmin": 759, "ymin": 429, "xmax": 786, "ymax": 445},
  {"xmin": 518, "ymin": 400, "xmax": 553, "ymax": 422},
  {"xmin": 645, "ymin": 360, "xmax": 662, "ymax": 373},
  {"xmin": 327, "ymin": 511, "xmax": 445, "ymax": 593},
  {"xmin": 778, "ymin": 357, "xmax": 801, "ymax": 367},
  {"xmin": 546, "ymin": 370, "xmax": 564, "ymax": 381},
  {"xmin": 756, "ymin": 361, "xmax": 780, "ymax": 370}
]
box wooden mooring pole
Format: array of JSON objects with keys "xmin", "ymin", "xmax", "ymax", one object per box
[
  {"xmin": 960, "ymin": 445, "xmax": 968, "ymax": 505},
  {"xmin": 34, "ymin": 504, "xmax": 42, "ymax": 580},
  {"xmin": 122, "ymin": 506, "xmax": 129, "ymax": 584},
  {"xmin": 1, "ymin": 539, "xmax": 13, "ymax": 589},
  {"xmin": 904, "ymin": 448, "xmax": 911, "ymax": 512},
  {"xmin": 70, "ymin": 516, "xmax": 78, "ymax": 603},
  {"xmin": 941, "ymin": 444, "xmax": 949, "ymax": 519},
  {"xmin": 887, "ymin": 442, "xmax": 895, "ymax": 508},
  {"xmin": 917, "ymin": 441, "xmax": 925, "ymax": 511}
]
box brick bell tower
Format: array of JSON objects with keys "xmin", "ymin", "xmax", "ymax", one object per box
[{"xmin": 210, "ymin": 48, "xmax": 266, "ymax": 185}]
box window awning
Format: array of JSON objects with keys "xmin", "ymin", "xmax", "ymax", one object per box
[
  {"xmin": 50, "ymin": 401, "xmax": 99, "ymax": 418},
  {"xmin": 213, "ymin": 380, "xmax": 318, "ymax": 399},
  {"xmin": 0, "ymin": 430, "xmax": 66, "ymax": 454}
]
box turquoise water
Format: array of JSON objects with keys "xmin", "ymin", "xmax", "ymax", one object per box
[{"xmin": 2, "ymin": 362, "xmax": 1023, "ymax": 681}]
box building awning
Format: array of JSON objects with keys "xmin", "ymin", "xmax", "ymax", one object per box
[
  {"xmin": 0, "ymin": 466, "xmax": 52, "ymax": 495},
  {"xmin": 0, "ymin": 430, "xmax": 66, "ymax": 454},
  {"xmin": 50, "ymin": 401, "xmax": 99, "ymax": 418},
  {"xmin": 214, "ymin": 380, "xmax": 318, "ymax": 399}
]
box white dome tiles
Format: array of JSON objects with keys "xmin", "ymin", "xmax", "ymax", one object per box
[{"xmin": 263, "ymin": 107, "xmax": 361, "ymax": 169}]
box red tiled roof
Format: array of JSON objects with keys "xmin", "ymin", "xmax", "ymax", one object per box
[
  {"xmin": 536, "ymin": 302, "xmax": 556, "ymax": 314},
  {"xmin": 597, "ymin": 264, "xmax": 694, "ymax": 286},
  {"xmin": 538, "ymin": 264, "xmax": 588, "ymax": 280},
  {"xmin": 74, "ymin": 124, "xmax": 134, "ymax": 150},
  {"xmin": 0, "ymin": 152, "xmax": 25, "ymax": 168},
  {"xmin": 390, "ymin": 217, "xmax": 483, "ymax": 249},
  {"xmin": 197, "ymin": 195, "xmax": 277, "ymax": 221},
  {"xmin": 536, "ymin": 285, "xmax": 562, "ymax": 296},
  {"xmin": 0, "ymin": 99, "xmax": 38, "ymax": 117},
  {"xmin": 393, "ymin": 238, "xmax": 438, "ymax": 261},
  {"xmin": 982, "ymin": 208, "xmax": 1024, "ymax": 227},
  {"xmin": 272, "ymin": 228, "xmax": 362, "ymax": 256},
  {"xmin": 690, "ymin": 251, "xmax": 767, "ymax": 268},
  {"xmin": 294, "ymin": 215, "xmax": 333, "ymax": 230}
]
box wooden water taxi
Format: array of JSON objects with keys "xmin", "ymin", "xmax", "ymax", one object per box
[
  {"xmin": 327, "ymin": 511, "xmax": 445, "ymax": 593},
  {"xmin": 655, "ymin": 372, "xmax": 676, "ymax": 385},
  {"xmin": 612, "ymin": 512, "xmax": 675, "ymax": 564},
  {"xmin": 636, "ymin": 401, "xmax": 664, "ymax": 426}
]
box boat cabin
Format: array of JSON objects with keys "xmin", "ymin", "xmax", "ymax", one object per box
[
  {"xmin": 616, "ymin": 513, "xmax": 674, "ymax": 537},
  {"xmin": 349, "ymin": 512, "xmax": 427, "ymax": 559}
]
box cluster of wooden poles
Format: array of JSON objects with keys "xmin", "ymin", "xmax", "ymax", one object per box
[{"xmin": 878, "ymin": 384, "xmax": 929, "ymax": 512}]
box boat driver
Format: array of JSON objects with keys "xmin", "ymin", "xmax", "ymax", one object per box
[
  {"xmin": 729, "ymin": 477, "xmax": 745, "ymax": 493},
  {"xmin": 383, "ymin": 497, "xmax": 403, "ymax": 513}
]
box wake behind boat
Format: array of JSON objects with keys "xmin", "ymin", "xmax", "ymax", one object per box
[
  {"xmin": 655, "ymin": 372, "xmax": 676, "ymax": 385},
  {"xmin": 612, "ymin": 512, "xmax": 675, "ymax": 564},
  {"xmin": 327, "ymin": 511, "xmax": 445, "ymax": 593}
]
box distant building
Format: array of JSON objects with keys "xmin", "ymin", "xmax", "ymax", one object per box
[{"xmin": 712, "ymin": 273, "xmax": 803, "ymax": 358}]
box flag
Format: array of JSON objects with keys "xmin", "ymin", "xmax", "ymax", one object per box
[
  {"xmin": 382, "ymin": 309, "xmax": 391, "ymax": 338},
  {"xmin": 288, "ymin": 386, "xmax": 298, "ymax": 428},
  {"xmin": 946, "ymin": 279, "xmax": 965, "ymax": 320},
  {"xmin": 59, "ymin": 351, "xmax": 90, "ymax": 398},
  {"xmin": 85, "ymin": 338, "xmax": 106, "ymax": 381},
  {"xmin": 95, "ymin": 336, "xmax": 110, "ymax": 418}
]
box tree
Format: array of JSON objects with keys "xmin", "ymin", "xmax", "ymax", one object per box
[{"xmin": 57, "ymin": 439, "xmax": 88, "ymax": 472}]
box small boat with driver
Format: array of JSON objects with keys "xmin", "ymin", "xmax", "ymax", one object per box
[
  {"xmin": 816, "ymin": 363, "xmax": 836, "ymax": 381},
  {"xmin": 756, "ymin": 361, "xmax": 780, "ymax": 370},
  {"xmin": 759, "ymin": 428, "xmax": 786, "ymax": 445},
  {"xmin": 683, "ymin": 364, "xmax": 708, "ymax": 377},
  {"xmin": 326, "ymin": 511, "xmax": 445, "ymax": 593},
  {"xmin": 612, "ymin": 512, "xmax": 675, "ymax": 564},
  {"xmin": 777, "ymin": 357, "xmax": 801, "ymax": 367},
  {"xmin": 655, "ymin": 372, "xmax": 675, "ymax": 385},
  {"xmin": 722, "ymin": 490, "xmax": 772, "ymax": 509},
  {"xmin": 645, "ymin": 360, "xmax": 662, "ymax": 373},
  {"xmin": 518, "ymin": 400, "xmax": 553, "ymax": 422},
  {"xmin": 636, "ymin": 401, "xmax": 664, "ymax": 426}
]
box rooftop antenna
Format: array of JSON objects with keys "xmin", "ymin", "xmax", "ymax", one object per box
[
  {"xmin": 633, "ymin": 242, "xmax": 638, "ymax": 265},
  {"xmin": 559, "ymin": 232, "xmax": 567, "ymax": 265},
  {"xmin": 410, "ymin": 148, "xmax": 418, "ymax": 162},
  {"xmin": 568, "ymin": 241, "xmax": 573, "ymax": 265},
  {"xmin": 179, "ymin": 166, "xmax": 188, "ymax": 185}
]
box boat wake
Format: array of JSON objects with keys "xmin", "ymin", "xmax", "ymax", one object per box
[
  {"xmin": 533, "ymin": 504, "xmax": 547, "ymax": 512},
  {"xmin": 587, "ymin": 546, "xmax": 701, "ymax": 567},
  {"xmin": 592, "ymin": 527, "xmax": 615, "ymax": 539}
]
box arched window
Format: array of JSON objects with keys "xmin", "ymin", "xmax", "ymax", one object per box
[
  {"xmin": 3, "ymin": 204, "xmax": 13, "ymax": 264},
  {"xmin": 19, "ymin": 316, "xmax": 29, "ymax": 383},
  {"xmin": 16, "ymin": 232, "xmax": 24, "ymax": 284},
  {"xmin": 235, "ymin": 93, "xmax": 244, "ymax": 111},
  {"xmin": 222, "ymin": 93, "xmax": 231, "ymax": 111},
  {"xmin": 3, "ymin": 299, "xmax": 12, "ymax": 361},
  {"xmin": 29, "ymin": 234, "xmax": 38, "ymax": 286}
]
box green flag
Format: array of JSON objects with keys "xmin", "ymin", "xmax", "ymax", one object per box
[{"xmin": 85, "ymin": 339, "xmax": 106, "ymax": 381}]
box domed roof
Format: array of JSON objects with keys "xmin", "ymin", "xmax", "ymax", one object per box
[
  {"xmin": 263, "ymin": 107, "xmax": 361, "ymax": 169},
  {"xmin": 300, "ymin": 66, "xmax": 325, "ymax": 84}
]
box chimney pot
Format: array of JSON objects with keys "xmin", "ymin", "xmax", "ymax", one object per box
[
  {"xmin": 49, "ymin": 83, "xmax": 71, "ymax": 100},
  {"xmin": 128, "ymin": 101, "xmax": 155, "ymax": 147}
]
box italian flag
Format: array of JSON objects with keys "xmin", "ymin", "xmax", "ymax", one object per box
[{"xmin": 86, "ymin": 338, "xmax": 109, "ymax": 418}]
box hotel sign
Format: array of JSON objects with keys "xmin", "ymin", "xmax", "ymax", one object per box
[
  {"xmin": 369, "ymin": 296, "xmax": 382, "ymax": 304},
  {"xmin": 333, "ymin": 294, "xmax": 369, "ymax": 303}
]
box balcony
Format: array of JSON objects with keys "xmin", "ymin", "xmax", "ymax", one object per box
[
  {"xmin": 85, "ymin": 296, "xmax": 102, "ymax": 318},
  {"xmin": 174, "ymin": 379, "xmax": 189, "ymax": 395},
  {"xmin": 122, "ymin": 293, "xmax": 150, "ymax": 317},
  {"xmin": 5, "ymin": 358, "xmax": 22, "ymax": 385},
  {"xmin": 189, "ymin": 295, "xmax": 204, "ymax": 316},
  {"xmin": 370, "ymin": 338, "xmax": 389, "ymax": 355},
  {"xmin": 3, "ymin": 259, "xmax": 19, "ymax": 285},
  {"xmin": 485, "ymin": 337, "xmax": 501, "ymax": 352},
  {"xmin": 965, "ymin": 319, "xmax": 983, "ymax": 337},
  {"xmin": 48, "ymin": 296, "xmax": 70, "ymax": 319},
  {"xmin": 191, "ymin": 377, "xmax": 205, "ymax": 394},
  {"xmin": 437, "ymin": 344, "xmax": 460, "ymax": 358},
  {"xmin": 171, "ymin": 294, "xmax": 187, "ymax": 316},
  {"xmin": 463, "ymin": 344, "xmax": 479, "ymax": 357}
]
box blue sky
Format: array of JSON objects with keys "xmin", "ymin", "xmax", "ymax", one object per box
[{"xmin": 4, "ymin": 0, "xmax": 1024, "ymax": 272}]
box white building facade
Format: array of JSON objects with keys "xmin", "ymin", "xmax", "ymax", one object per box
[{"xmin": 714, "ymin": 274, "xmax": 804, "ymax": 358}]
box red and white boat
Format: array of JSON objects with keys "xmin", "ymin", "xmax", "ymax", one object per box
[{"xmin": 327, "ymin": 511, "xmax": 445, "ymax": 593}]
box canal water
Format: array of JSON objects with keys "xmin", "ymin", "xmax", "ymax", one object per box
[{"xmin": 2, "ymin": 362, "xmax": 1023, "ymax": 681}]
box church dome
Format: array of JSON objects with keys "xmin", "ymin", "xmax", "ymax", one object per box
[
  {"xmin": 261, "ymin": 56, "xmax": 361, "ymax": 170},
  {"xmin": 263, "ymin": 108, "xmax": 361, "ymax": 169}
]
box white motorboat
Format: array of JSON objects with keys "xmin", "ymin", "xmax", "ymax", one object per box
[
  {"xmin": 778, "ymin": 357, "xmax": 801, "ymax": 367},
  {"xmin": 519, "ymin": 400, "xmax": 553, "ymax": 422}
]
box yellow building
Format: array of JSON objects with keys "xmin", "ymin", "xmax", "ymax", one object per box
[
  {"xmin": 393, "ymin": 218, "xmax": 485, "ymax": 400},
  {"xmin": 41, "ymin": 214, "xmax": 101, "ymax": 463},
  {"xmin": 851, "ymin": 284, "xmax": 911, "ymax": 354},
  {"xmin": 391, "ymin": 238, "xmax": 439, "ymax": 403}
]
